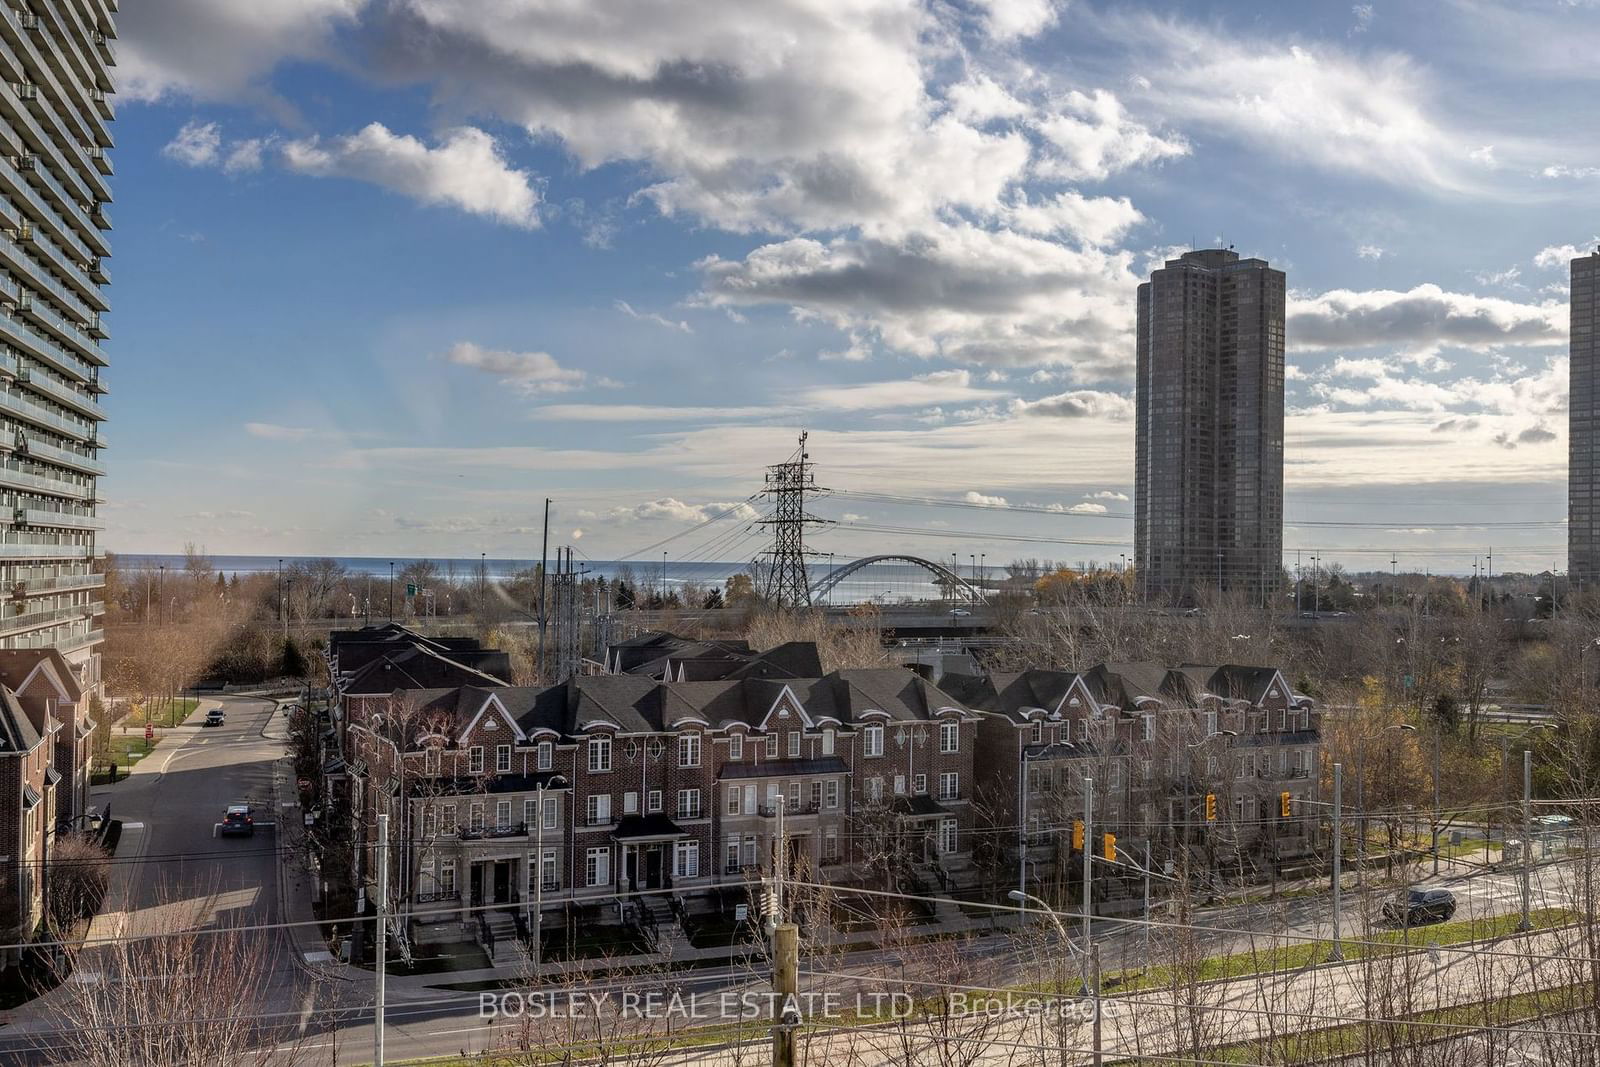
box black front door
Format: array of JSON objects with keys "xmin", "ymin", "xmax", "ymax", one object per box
[
  {"xmin": 645, "ymin": 846, "xmax": 663, "ymax": 889},
  {"xmin": 493, "ymin": 861, "xmax": 511, "ymax": 903},
  {"xmin": 626, "ymin": 849, "xmax": 639, "ymax": 891},
  {"xmin": 470, "ymin": 863, "xmax": 483, "ymax": 905}
]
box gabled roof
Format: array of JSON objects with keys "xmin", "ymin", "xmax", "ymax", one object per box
[
  {"xmin": 0, "ymin": 649, "xmax": 82, "ymax": 703},
  {"xmin": 342, "ymin": 643, "xmax": 509, "ymax": 696},
  {"xmin": 0, "ymin": 688, "xmax": 40, "ymax": 754}
]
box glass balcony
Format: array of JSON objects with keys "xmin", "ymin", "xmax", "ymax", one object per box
[
  {"xmin": 0, "ymin": 387, "xmax": 93, "ymax": 441},
  {"xmin": 15, "ymin": 507, "xmax": 101, "ymax": 530},
  {"xmin": 0, "ymin": 463, "xmax": 89, "ymax": 501},
  {"xmin": 57, "ymin": 628, "xmax": 103, "ymax": 652},
  {"xmin": 0, "ymin": 542, "xmax": 90, "ymax": 559},
  {"xmin": 0, "ymin": 305, "xmax": 98, "ymax": 383},
  {"xmin": 0, "ymin": 154, "xmax": 92, "ymax": 265},
  {"xmin": 20, "ymin": 437, "xmax": 102, "ymax": 476},
  {"xmin": 19, "ymin": 369, "xmax": 103, "ymax": 420}
]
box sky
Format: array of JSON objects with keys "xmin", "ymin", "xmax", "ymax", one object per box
[{"xmin": 104, "ymin": 0, "xmax": 1599, "ymax": 576}]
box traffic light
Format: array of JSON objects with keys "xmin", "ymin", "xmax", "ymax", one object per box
[
  {"xmin": 1072, "ymin": 819, "xmax": 1085, "ymax": 850},
  {"xmin": 1280, "ymin": 791, "xmax": 1292, "ymax": 818},
  {"xmin": 1204, "ymin": 794, "xmax": 1217, "ymax": 822},
  {"xmin": 1102, "ymin": 832, "xmax": 1116, "ymax": 862}
]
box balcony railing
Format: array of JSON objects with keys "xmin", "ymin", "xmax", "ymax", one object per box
[
  {"xmin": 16, "ymin": 507, "xmax": 101, "ymax": 530},
  {"xmin": 19, "ymin": 369, "xmax": 103, "ymax": 421},
  {"xmin": 0, "ymin": 542, "xmax": 89, "ymax": 559},
  {"xmin": 457, "ymin": 821, "xmax": 528, "ymax": 841},
  {"xmin": 0, "ymin": 385, "xmax": 93, "ymax": 441},
  {"xmin": 757, "ymin": 802, "xmax": 820, "ymax": 817},
  {"xmin": 412, "ymin": 891, "xmax": 459, "ymax": 905},
  {"xmin": 21, "ymin": 437, "xmax": 103, "ymax": 476},
  {"xmin": 54, "ymin": 628, "xmax": 100, "ymax": 651}
]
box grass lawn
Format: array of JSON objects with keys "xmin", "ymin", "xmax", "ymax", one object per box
[
  {"xmin": 1109, "ymin": 976, "xmax": 1596, "ymax": 1065},
  {"xmin": 1101, "ymin": 907, "xmax": 1575, "ymax": 995},
  {"xmin": 542, "ymin": 924, "xmax": 653, "ymax": 961}
]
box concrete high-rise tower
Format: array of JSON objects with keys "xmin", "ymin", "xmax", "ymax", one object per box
[
  {"xmin": 1135, "ymin": 249, "xmax": 1285, "ymax": 605},
  {"xmin": 0, "ymin": 6, "xmax": 114, "ymax": 688},
  {"xmin": 1571, "ymin": 251, "xmax": 1600, "ymax": 590}
]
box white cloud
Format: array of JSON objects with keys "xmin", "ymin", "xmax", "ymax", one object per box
[
  {"xmin": 244, "ymin": 422, "xmax": 315, "ymax": 441},
  {"xmin": 1000, "ymin": 191, "xmax": 1144, "ymax": 248},
  {"xmin": 1113, "ymin": 17, "xmax": 1482, "ymax": 195},
  {"xmin": 1065, "ymin": 501, "xmax": 1108, "ymax": 514},
  {"xmin": 446, "ymin": 342, "xmax": 588, "ymax": 395},
  {"xmin": 971, "ymin": 0, "xmax": 1059, "ymax": 40},
  {"xmin": 1356, "ymin": 244, "xmax": 1385, "ymax": 260},
  {"xmin": 946, "ymin": 74, "xmax": 1030, "ymax": 124},
  {"xmin": 799, "ymin": 370, "xmax": 1004, "ymax": 412},
  {"xmin": 1087, "ymin": 490, "xmax": 1129, "ymax": 501},
  {"xmin": 282, "ymin": 123, "xmax": 541, "ymax": 228},
  {"xmin": 1534, "ymin": 243, "xmax": 1594, "ymax": 269},
  {"xmin": 1288, "ymin": 284, "xmax": 1565, "ymax": 351},
  {"xmin": 697, "ymin": 222, "xmax": 1140, "ymax": 374},
  {"xmin": 1540, "ymin": 164, "xmax": 1600, "ymax": 180},
  {"xmin": 1032, "ymin": 89, "xmax": 1188, "ymax": 182},
  {"xmin": 613, "ymin": 300, "xmax": 692, "ymax": 333},
  {"xmin": 964, "ymin": 491, "xmax": 1009, "ymax": 507},
  {"xmin": 224, "ymin": 138, "xmax": 270, "ymax": 175},
  {"xmin": 120, "ymin": 0, "xmax": 367, "ymax": 104},
  {"xmin": 607, "ymin": 498, "xmax": 760, "ymax": 524},
  {"xmin": 163, "ymin": 121, "xmax": 222, "ymax": 167},
  {"xmin": 1011, "ymin": 390, "xmax": 1134, "ymax": 419},
  {"xmin": 1474, "ymin": 266, "xmax": 1522, "ymax": 287},
  {"xmin": 1350, "ymin": 4, "xmax": 1375, "ymax": 33},
  {"xmin": 535, "ymin": 403, "xmax": 785, "ymax": 421}
]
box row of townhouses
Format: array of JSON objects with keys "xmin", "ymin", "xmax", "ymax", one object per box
[
  {"xmin": 323, "ymin": 626, "xmax": 1320, "ymax": 948},
  {"xmin": 0, "ymin": 648, "xmax": 92, "ymax": 964}
]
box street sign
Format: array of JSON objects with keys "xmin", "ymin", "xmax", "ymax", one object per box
[
  {"xmin": 406, "ymin": 583, "xmax": 417, "ymax": 596},
  {"xmin": 735, "ymin": 903, "xmax": 748, "ymax": 922},
  {"xmin": 144, "ymin": 723, "xmax": 153, "ymax": 741}
]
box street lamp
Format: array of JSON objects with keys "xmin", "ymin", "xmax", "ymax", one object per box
[
  {"xmin": 1008, "ymin": 889, "xmax": 1097, "ymax": 1064},
  {"xmin": 531, "ymin": 772, "xmax": 569, "ymax": 971},
  {"xmin": 1501, "ymin": 724, "xmax": 1555, "ymax": 932}
]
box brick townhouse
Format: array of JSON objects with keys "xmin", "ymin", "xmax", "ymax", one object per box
[
  {"xmin": 344, "ymin": 666, "xmax": 981, "ymax": 946},
  {"xmin": 953, "ymin": 661, "xmax": 1319, "ymax": 902},
  {"xmin": 0, "ymin": 649, "xmax": 88, "ymax": 963}
]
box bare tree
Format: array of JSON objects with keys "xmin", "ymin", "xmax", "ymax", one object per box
[{"xmin": 41, "ymin": 888, "xmax": 320, "ymax": 1066}]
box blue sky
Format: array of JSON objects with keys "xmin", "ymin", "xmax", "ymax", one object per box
[{"xmin": 108, "ymin": 0, "xmax": 1596, "ymax": 575}]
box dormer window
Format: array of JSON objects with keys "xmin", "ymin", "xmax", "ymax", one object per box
[{"xmin": 588, "ymin": 736, "xmax": 612, "ymax": 773}]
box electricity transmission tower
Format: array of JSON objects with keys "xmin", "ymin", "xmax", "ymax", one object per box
[
  {"xmin": 758, "ymin": 431, "xmax": 830, "ymax": 608},
  {"xmin": 553, "ymin": 547, "xmax": 581, "ymax": 682}
]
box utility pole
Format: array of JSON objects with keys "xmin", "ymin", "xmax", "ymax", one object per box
[
  {"xmin": 1330, "ymin": 762, "xmax": 1343, "ymax": 961},
  {"xmin": 1440, "ymin": 726, "xmax": 1452, "ymax": 876},
  {"xmin": 1082, "ymin": 776, "xmax": 1093, "ymax": 950},
  {"xmin": 537, "ymin": 498, "xmax": 550, "ymax": 679},
  {"xmin": 387, "ymin": 561, "xmax": 394, "ymax": 622},
  {"xmin": 1142, "ymin": 839, "xmax": 1152, "ymax": 964},
  {"xmin": 771, "ymin": 799, "xmax": 797, "ymax": 1067},
  {"xmin": 375, "ymin": 812, "xmax": 389, "ymax": 1067},
  {"xmin": 1519, "ymin": 747, "xmax": 1533, "ymax": 932},
  {"xmin": 772, "ymin": 921, "xmax": 798, "ymax": 1067},
  {"xmin": 1091, "ymin": 941, "xmax": 1103, "ymax": 1067}
]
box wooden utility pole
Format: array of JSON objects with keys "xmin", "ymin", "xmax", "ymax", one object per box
[{"xmin": 772, "ymin": 922, "xmax": 798, "ymax": 1067}]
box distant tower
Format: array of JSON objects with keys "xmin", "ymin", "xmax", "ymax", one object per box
[
  {"xmin": 1571, "ymin": 250, "xmax": 1600, "ymax": 590},
  {"xmin": 759, "ymin": 432, "xmax": 828, "ymax": 608},
  {"xmin": 1135, "ymin": 249, "xmax": 1286, "ymax": 605}
]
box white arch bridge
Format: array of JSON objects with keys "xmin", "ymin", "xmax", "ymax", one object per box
[{"xmin": 808, "ymin": 554, "xmax": 988, "ymax": 605}]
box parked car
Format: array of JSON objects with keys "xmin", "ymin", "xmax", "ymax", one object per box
[
  {"xmin": 220, "ymin": 803, "xmax": 254, "ymax": 837},
  {"xmin": 204, "ymin": 708, "xmax": 225, "ymax": 727},
  {"xmin": 1382, "ymin": 887, "xmax": 1456, "ymax": 926}
]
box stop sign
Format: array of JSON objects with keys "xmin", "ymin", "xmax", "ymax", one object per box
[{"xmin": 144, "ymin": 723, "xmax": 153, "ymax": 741}]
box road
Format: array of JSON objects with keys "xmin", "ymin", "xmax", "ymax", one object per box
[{"xmin": 0, "ymin": 695, "xmax": 306, "ymax": 1060}]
